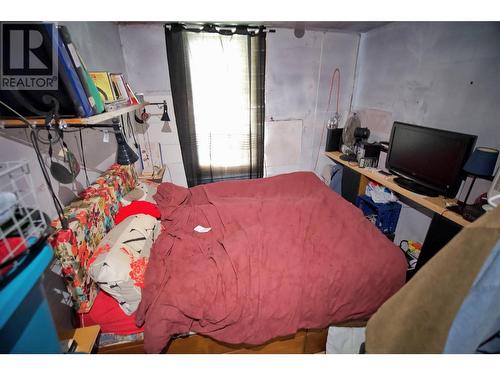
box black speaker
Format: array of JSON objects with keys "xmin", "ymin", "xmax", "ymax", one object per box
[{"xmin": 325, "ymin": 128, "xmax": 343, "ymax": 152}]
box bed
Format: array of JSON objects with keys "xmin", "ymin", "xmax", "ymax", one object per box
[{"xmin": 49, "ymin": 165, "xmax": 406, "ymax": 354}]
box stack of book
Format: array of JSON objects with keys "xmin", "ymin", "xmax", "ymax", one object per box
[
  {"xmin": 89, "ymin": 72, "xmax": 139, "ymax": 112},
  {"xmin": 0, "ymin": 23, "xmax": 138, "ymax": 118}
]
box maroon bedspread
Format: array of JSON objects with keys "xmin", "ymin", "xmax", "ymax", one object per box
[{"xmin": 136, "ymin": 172, "xmax": 406, "ymax": 353}]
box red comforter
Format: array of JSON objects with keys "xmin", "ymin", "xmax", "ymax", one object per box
[{"xmin": 136, "ymin": 172, "xmax": 406, "ymax": 353}]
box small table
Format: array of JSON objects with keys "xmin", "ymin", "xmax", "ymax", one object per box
[
  {"xmin": 326, "ymin": 151, "xmax": 468, "ymax": 226},
  {"xmin": 325, "ymin": 151, "xmax": 467, "ymax": 277},
  {"xmin": 60, "ymin": 325, "xmax": 101, "ymax": 353}
]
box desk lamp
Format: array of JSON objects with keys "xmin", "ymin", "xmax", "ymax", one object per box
[
  {"xmin": 449, "ymin": 147, "xmax": 499, "ymax": 215},
  {"xmin": 113, "ymin": 119, "xmax": 139, "ymax": 165}
]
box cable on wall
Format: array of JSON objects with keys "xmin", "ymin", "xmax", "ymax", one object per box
[
  {"xmin": 313, "ymin": 67, "xmax": 341, "ymax": 175},
  {"xmin": 327, "ymin": 68, "xmax": 341, "ymax": 115},
  {"xmin": 78, "ymin": 129, "xmax": 91, "ymax": 187},
  {"xmin": 348, "ymin": 33, "xmax": 362, "ymax": 114},
  {"xmin": 0, "ymin": 99, "xmax": 68, "ymax": 228}
]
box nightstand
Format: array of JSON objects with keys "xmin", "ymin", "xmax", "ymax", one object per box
[{"xmin": 60, "ymin": 325, "xmax": 100, "ymax": 353}]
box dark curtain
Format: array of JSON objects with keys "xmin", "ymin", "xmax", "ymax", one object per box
[{"xmin": 165, "ymin": 24, "xmax": 266, "ymax": 187}]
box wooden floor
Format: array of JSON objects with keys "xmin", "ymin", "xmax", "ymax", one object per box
[
  {"xmin": 98, "ymin": 328, "xmax": 329, "ymax": 354},
  {"xmin": 98, "ymin": 319, "xmax": 368, "ymax": 354}
]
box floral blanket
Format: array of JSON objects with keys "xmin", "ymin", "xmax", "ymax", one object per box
[{"xmin": 50, "ymin": 164, "xmax": 137, "ymax": 313}]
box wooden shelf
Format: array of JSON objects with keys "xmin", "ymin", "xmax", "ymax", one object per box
[
  {"xmin": 0, "ymin": 102, "xmax": 148, "ymax": 127},
  {"xmin": 325, "ymin": 151, "xmax": 470, "ymax": 227}
]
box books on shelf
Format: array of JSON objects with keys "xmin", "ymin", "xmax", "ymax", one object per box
[
  {"xmin": 58, "ymin": 25, "xmax": 105, "ymax": 115},
  {"xmin": 0, "ymin": 23, "xmax": 93, "ymax": 118},
  {"xmin": 89, "ymin": 72, "xmax": 116, "ymax": 103},
  {"xmin": 109, "ymin": 73, "xmax": 139, "ymax": 105},
  {"xmin": 46, "ymin": 24, "xmax": 94, "ymax": 118},
  {"xmin": 0, "ymin": 22, "xmax": 140, "ymax": 119},
  {"xmin": 109, "ymin": 73, "xmax": 128, "ymax": 101},
  {"xmin": 124, "ymin": 83, "xmax": 139, "ymax": 105},
  {"xmin": 93, "ymin": 72, "xmax": 139, "ymax": 111}
]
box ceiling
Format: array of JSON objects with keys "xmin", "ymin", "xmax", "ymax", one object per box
[{"xmin": 265, "ymin": 22, "xmax": 391, "ymax": 33}]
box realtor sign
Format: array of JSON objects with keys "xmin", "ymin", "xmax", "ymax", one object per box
[{"xmin": 0, "ymin": 22, "xmax": 58, "ymax": 90}]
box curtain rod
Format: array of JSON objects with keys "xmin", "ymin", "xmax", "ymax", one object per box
[{"xmin": 165, "ymin": 23, "xmax": 274, "ymax": 36}]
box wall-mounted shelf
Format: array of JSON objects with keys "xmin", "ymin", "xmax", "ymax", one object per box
[
  {"xmin": 0, "ymin": 102, "xmax": 148, "ymax": 128},
  {"xmin": 325, "ymin": 151, "xmax": 470, "ymax": 227}
]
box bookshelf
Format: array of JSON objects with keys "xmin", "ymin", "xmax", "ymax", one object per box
[{"xmin": 0, "ymin": 102, "xmax": 148, "ymax": 128}]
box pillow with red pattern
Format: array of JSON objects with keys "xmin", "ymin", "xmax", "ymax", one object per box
[{"xmin": 87, "ymin": 214, "xmax": 160, "ymax": 315}]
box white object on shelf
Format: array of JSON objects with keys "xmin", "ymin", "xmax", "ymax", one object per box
[
  {"xmin": 0, "ymin": 161, "xmax": 47, "ymax": 266},
  {"xmin": 0, "ymin": 192, "xmax": 17, "ymax": 225}
]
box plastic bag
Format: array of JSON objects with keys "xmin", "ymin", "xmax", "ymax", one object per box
[{"xmin": 365, "ymin": 181, "xmax": 398, "ymax": 204}]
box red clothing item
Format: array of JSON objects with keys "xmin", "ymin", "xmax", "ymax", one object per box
[
  {"xmin": 81, "ymin": 290, "xmax": 143, "ymax": 335},
  {"xmin": 115, "ymin": 201, "xmax": 160, "ymax": 225},
  {"xmin": 0, "ymin": 237, "xmax": 27, "ymax": 276}
]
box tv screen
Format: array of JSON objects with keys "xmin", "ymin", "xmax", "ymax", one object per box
[{"xmin": 386, "ymin": 122, "xmax": 477, "ymax": 197}]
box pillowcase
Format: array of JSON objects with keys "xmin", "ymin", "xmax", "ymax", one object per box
[
  {"xmin": 87, "ymin": 214, "xmax": 160, "ymax": 315},
  {"xmin": 138, "ymin": 181, "xmax": 159, "ymax": 204},
  {"xmin": 122, "ymin": 187, "xmax": 145, "ymax": 203},
  {"xmin": 115, "ymin": 201, "xmax": 161, "ymax": 225},
  {"xmin": 81, "ymin": 290, "xmax": 143, "ymax": 335}
]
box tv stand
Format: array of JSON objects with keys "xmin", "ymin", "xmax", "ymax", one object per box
[
  {"xmin": 393, "ymin": 177, "xmax": 440, "ymax": 197},
  {"xmin": 325, "ymin": 151, "xmax": 468, "ymax": 226},
  {"xmin": 325, "ymin": 151, "xmax": 470, "ymax": 281}
]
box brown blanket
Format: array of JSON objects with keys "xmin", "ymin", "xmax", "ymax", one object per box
[
  {"xmin": 365, "ymin": 206, "xmax": 500, "ymax": 353},
  {"xmin": 137, "ymin": 172, "xmax": 406, "ymax": 353}
]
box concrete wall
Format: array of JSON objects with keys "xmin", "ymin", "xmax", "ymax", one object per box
[
  {"xmin": 352, "ymin": 22, "xmax": 500, "ymax": 243},
  {"xmin": 117, "ymin": 24, "xmax": 361, "ymax": 183},
  {"xmin": 5, "ymin": 21, "xmax": 495, "ymax": 244},
  {"xmin": 0, "ymin": 22, "xmax": 128, "ymax": 218},
  {"xmin": 118, "ymin": 23, "xmax": 188, "ymax": 187},
  {"xmin": 266, "ymin": 28, "xmax": 360, "ymax": 176},
  {"xmin": 354, "ymin": 22, "xmax": 500, "ymax": 147}
]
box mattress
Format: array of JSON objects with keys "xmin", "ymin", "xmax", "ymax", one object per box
[{"xmin": 138, "ymin": 172, "xmax": 407, "ymax": 353}]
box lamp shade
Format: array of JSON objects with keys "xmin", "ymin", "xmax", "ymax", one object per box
[
  {"xmin": 161, "ymin": 101, "xmax": 170, "ymax": 122},
  {"xmin": 463, "ymin": 147, "xmax": 499, "ymax": 177},
  {"xmin": 114, "ymin": 125, "xmax": 139, "ymax": 165}
]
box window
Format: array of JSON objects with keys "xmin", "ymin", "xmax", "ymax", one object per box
[
  {"xmin": 165, "ymin": 25, "xmax": 266, "ymax": 187},
  {"xmin": 188, "ymin": 32, "xmax": 250, "ymax": 169}
]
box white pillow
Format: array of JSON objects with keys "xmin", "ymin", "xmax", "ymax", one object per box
[{"xmin": 88, "ymin": 214, "xmax": 160, "ymax": 315}]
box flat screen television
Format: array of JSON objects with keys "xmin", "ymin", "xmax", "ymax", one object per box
[{"xmin": 386, "ymin": 122, "xmax": 477, "ymax": 198}]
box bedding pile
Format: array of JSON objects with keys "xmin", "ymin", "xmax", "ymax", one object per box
[{"xmin": 136, "ymin": 172, "xmax": 407, "ymax": 353}]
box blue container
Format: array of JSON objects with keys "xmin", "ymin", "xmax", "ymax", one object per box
[
  {"xmin": 355, "ymin": 194, "xmax": 402, "ymax": 234},
  {"xmin": 0, "ymin": 243, "xmax": 61, "ymax": 353}
]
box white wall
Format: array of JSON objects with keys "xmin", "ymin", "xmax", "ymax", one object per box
[
  {"xmin": 354, "ymin": 22, "xmax": 500, "ymax": 147},
  {"xmin": 118, "ymin": 23, "xmax": 188, "ymax": 187},
  {"xmin": 266, "ymin": 29, "xmax": 360, "ymax": 176},
  {"xmin": 117, "ymin": 24, "xmax": 361, "ymax": 184},
  {"xmin": 352, "ymin": 22, "xmax": 500, "ymax": 243},
  {"xmin": 0, "ymin": 22, "xmax": 129, "ymax": 218}
]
